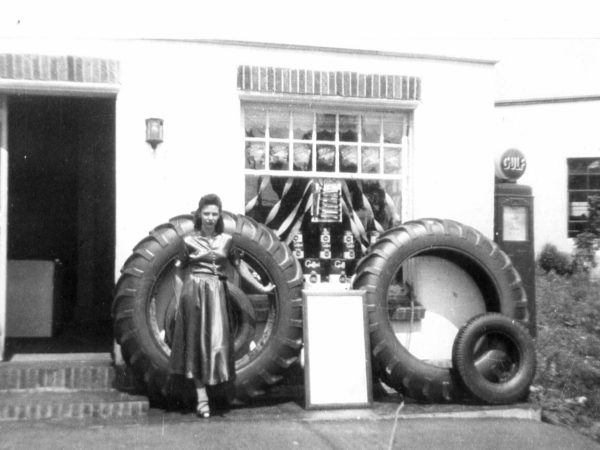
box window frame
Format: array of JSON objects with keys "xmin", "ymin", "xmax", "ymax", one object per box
[
  {"xmin": 242, "ymin": 103, "xmax": 410, "ymax": 182},
  {"xmin": 567, "ymin": 157, "xmax": 600, "ymax": 238}
]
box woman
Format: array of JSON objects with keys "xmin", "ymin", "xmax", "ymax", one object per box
[{"xmin": 169, "ymin": 194, "xmax": 274, "ymax": 418}]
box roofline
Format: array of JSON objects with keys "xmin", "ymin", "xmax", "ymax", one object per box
[
  {"xmin": 137, "ymin": 38, "xmax": 499, "ymax": 66},
  {"xmin": 496, "ymin": 95, "xmax": 600, "ymax": 107}
]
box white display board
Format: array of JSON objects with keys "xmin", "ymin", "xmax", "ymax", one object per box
[{"xmin": 303, "ymin": 288, "xmax": 372, "ymax": 409}]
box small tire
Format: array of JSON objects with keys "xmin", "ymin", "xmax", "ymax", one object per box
[
  {"xmin": 352, "ymin": 218, "xmax": 528, "ymax": 403},
  {"xmin": 452, "ymin": 313, "xmax": 536, "ymax": 404}
]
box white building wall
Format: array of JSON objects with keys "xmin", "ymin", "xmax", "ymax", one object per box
[
  {"xmin": 496, "ymin": 100, "xmax": 600, "ymax": 254},
  {"xmin": 0, "ymin": 38, "xmax": 499, "ymax": 278},
  {"xmin": 412, "ymin": 61, "xmax": 496, "ymax": 234},
  {"xmin": 113, "ymin": 41, "xmax": 498, "ymax": 275}
]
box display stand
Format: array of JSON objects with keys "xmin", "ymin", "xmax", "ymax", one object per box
[{"xmin": 303, "ymin": 287, "xmax": 372, "ymax": 409}]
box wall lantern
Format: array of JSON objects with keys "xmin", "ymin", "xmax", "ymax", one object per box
[{"xmin": 145, "ymin": 118, "xmax": 164, "ymax": 149}]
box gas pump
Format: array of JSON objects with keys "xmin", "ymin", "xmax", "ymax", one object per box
[{"xmin": 494, "ymin": 148, "xmax": 536, "ymax": 336}]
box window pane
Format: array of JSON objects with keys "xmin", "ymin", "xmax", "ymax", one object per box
[
  {"xmin": 382, "ymin": 179, "xmax": 402, "ymax": 225},
  {"xmin": 384, "ymin": 147, "xmax": 401, "ymax": 174},
  {"xmin": 363, "ymin": 181, "xmax": 390, "ymax": 228},
  {"xmin": 269, "ymin": 143, "xmax": 289, "ymax": 170},
  {"xmin": 269, "ymin": 110, "xmax": 290, "ymax": 139},
  {"xmin": 316, "ymin": 114, "xmax": 336, "ymax": 141},
  {"xmin": 383, "ymin": 116, "xmax": 403, "ymax": 144},
  {"xmin": 340, "ymin": 146, "xmax": 358, "ymax": 173},
  {"xmin": 568, "ymin": 175, "xmax": 587, "ymax": 190},
  {"xmin": 589, "ymin": 175, "xmax": 600, "ymax": 189},
  {"xmin": 361, "ymin": 115, "xmax": 380, "ymax": 143},
  {"xmin": 246, "ymin": 142, "xmax": 265, "ymax": 169},
  {"xmin": 245, "ymin": 109, "xmax": 266, "ymax": 138},
  {"xmin": 317, "ymin": 145, "xmax": 336, "ymax": 172},
  {"xmin": 293, "ymin": 112, "xmax": 313, "ymax": 140},
  {"xmin": 568, "ymin": 158, "xmax": 600, "ymax": 173},
  {"xmin": 569, "ymin": 191, "xmax": 593, "ymax": 203},
  {"xmin": 568, "ymin": 220, "xmax": 587, "ymax": 237},
  {"xmin": 245, "ymin": 174, "xmax": 280, "ymax": 222},
  {"xmin": 361, "ymin": 146, "xmax": 380, "ymax": 173},
  {"xmin": 569, "ymin": 201, "xmax": 589, "ymax": 219},
  {"xmin": 588, "ymin": 160, "xmax": 600, "ymax": 172},
  {"xmin": 293, "ymin": 144, "xmax": 312, "ymax": 171},
  {"xmin": 339, "ymin": 115, "xmax": 358, "ymax": 142}
]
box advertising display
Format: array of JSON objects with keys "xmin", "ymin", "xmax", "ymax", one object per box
[{"xmin": 244, "ymin": 106, "xmax": 404, "ymax": 286}]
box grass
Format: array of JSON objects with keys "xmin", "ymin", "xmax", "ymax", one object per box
[{"xmin": 533, "ymin": 270, "xmax": 600, "ymax": 442}]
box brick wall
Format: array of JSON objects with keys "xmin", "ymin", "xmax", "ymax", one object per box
[
  {"xmin": 0, "ymin": 54, "xmax": 119, "ymax": 84},
  {"xmin": 237, "ymin": 65, "xmax": 420, "ymax": 101}
]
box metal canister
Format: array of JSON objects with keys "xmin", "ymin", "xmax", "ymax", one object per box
[
  {"xmin": 292, "ymin": 232, "xmax": 304, "ymax": 259},
  {"xmin": 343, "ymin": 230, "xmax": 355, "ymax": 260},
  {"xmin": 319, "ymin": 227, "xmax": 331, "ymax": 259}
]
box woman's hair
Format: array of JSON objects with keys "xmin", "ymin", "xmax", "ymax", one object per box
[{"xmin": 194, "ymin": 193, "xmax": 224, "ymax": 232}]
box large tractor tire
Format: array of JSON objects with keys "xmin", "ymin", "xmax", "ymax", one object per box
[
  {"xmin": 353, "ymin": 218, "xmax": 528, "ymax": 403},
  {"xmin": 112, "ymin": 212, "xmax": 304, "ymax": 403}
]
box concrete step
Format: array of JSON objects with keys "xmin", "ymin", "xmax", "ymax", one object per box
[
  {"xmin": 0, "ymin": 353, "xmax": 117, "ymax": 391},
  {"xmin": 0, "ymin": 390, "xmax": 149, "ymax": 421}
]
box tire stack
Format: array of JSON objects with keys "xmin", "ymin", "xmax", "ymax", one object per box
[{"xmin": 352, "ymin": 218, "xmax": 536, "ymax": 404}]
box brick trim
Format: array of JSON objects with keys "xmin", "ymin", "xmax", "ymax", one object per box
[
  {"xmin": 238, "ymin": 65, "xmax": 420, "ymax": 101},
  {"xmin": 0, "ymin": 54, "xmax": 120, "ymax": 84}
]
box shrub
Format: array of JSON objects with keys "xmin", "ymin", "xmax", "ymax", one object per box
[
  {"xmin": 535, "ymin": 274, "xmax": 600, "ymax": 442},
  {"xmin": 588, "ymin": 194, "xmax": 600, "ymax": 234},
  {"xmin": 538, "ymin": 243, "xmax": 574, "ymax": 276},
  {"xmin": 572, "ymin": 194, "xmax": 600, "ymax": 273},
  {"xmin": 573, "ymin": 232, "xmax": 598, "ymax": 273}
]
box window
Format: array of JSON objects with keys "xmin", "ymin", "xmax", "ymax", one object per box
[
  {"xmin": 244, "ymin": 106, "xmax": 406, "ymax": 177},
  {"xmin": 567, "ymin": 158, "xmax": 600, "ymax": 237},
  {"xmin": 243, "ymin": 104, "xmax": 409, "ymax": 282}
]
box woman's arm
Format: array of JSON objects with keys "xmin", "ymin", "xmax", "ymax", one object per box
[
  {"xmin": 175, "ymin": 238, "xmax": 190, "ymax": 267},
  {"xmin": 234, "ymin": 257, "xmax": 275, "ymax": 294}
]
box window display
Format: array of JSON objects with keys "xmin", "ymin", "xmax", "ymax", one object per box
[{"xmin": 244, "ymin": 106, "xmax": 408, "ymax": 285}]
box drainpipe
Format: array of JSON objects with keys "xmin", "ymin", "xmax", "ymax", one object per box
[{"xmin": 0, "ymin": 95, "xmax": 8, "ymax": 360}]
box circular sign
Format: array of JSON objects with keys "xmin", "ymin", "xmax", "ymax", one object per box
[{"xmin": 496, "ymin": 148, "xmax": 527, "ymax": 181}]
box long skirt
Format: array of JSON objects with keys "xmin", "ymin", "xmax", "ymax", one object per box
[{"xmin": 169, "ymin": 273, "xmax": 235, "ymax": 385}]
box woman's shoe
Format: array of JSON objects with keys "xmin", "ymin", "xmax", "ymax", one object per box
[
  {"xmin": 196, "ymin": 400, "xmax": 210, "ymax": 418},
  {"xmin": 195, "ymin": 385, "xmax": 210, "ymax": 418}
]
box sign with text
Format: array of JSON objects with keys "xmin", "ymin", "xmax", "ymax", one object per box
[
  {"xmin": 496, "ymin": 148, "xmax": 527, "ymax": 181},
  {"xmin": 303, "ymin": 289, "xmax": 372, "ymax": 409}
]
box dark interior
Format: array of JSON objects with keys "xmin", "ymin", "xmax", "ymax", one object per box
[{"xmin": 5, "ymin": 94, "xmax": 116, "ymax": 355}]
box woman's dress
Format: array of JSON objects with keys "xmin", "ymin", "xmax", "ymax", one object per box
[{"xmin": 169, "ymin": 232, "xmax": 235, "ymax": 385}]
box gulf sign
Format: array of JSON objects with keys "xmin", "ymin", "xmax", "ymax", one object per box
[{"xmin": 496, "ymin": 148, "xmax": 527, "ymax": 181}]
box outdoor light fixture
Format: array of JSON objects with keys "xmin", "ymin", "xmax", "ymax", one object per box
[{"xmin": 145, "ymin": 118, "xmax": 164, "ymax": 149}]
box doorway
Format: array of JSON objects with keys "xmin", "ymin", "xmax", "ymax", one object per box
[{"xmin": 5, "ymin": 95, "xmax": 116, "ymax": 356}]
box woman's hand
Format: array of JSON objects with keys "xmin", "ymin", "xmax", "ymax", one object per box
[{"xmin": 260, "ymin": 282, "xmax": 276, "ymax": 294}]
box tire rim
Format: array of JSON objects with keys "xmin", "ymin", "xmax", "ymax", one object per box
[{"xmin": 472, "ymin": 331, "xmax": 520, "ymax": 383}]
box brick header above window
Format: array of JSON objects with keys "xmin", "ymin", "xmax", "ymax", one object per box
[
  {"xmin": 237, "ymin": 65, "xmax": 420, "ymax": 101},
  {"xmin": 0, "ymin": 54, "xmax": 120, "ymax": 84}
]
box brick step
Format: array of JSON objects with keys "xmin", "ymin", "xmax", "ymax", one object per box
[
  {"xmin": 0, "ymin": 353, "xmax": 119, "ymax": 391},
  {"xmin": 0, "ymin": 390, "xmax": 149, "ymax": 421}
]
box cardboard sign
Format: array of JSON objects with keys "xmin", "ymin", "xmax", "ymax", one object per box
[{"xmin": 303, "ymin": 288, "xmax": 372, "ymax": 409}]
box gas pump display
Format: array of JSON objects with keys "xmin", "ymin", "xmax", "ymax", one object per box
[
  {"xmin": 494, "ymin": 148, "xmax": 536, "ymax": 336},
  {"xmin": 502, "ymin": 205, "xmax": 528, "ymax": 241}
]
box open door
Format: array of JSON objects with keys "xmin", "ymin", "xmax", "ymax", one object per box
[{"xmin": 0, "ymin": 95, "xmax": 7, "ymax": 360}]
